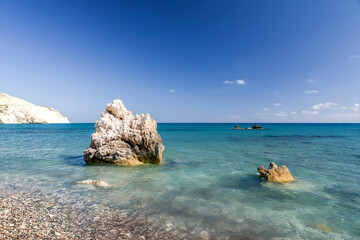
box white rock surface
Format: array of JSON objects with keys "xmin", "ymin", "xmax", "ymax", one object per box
[
  {"xmin": 84, "ymin": 99, "xmax": 164, "ymax": 165},
  {"xmin": 0, "ymin": 92, "xmax": 70, "ymax": 124}
]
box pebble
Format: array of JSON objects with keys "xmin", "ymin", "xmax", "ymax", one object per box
[{"xmin": 199, "ymin": 230, "xmax": 209, "ymax": 239}]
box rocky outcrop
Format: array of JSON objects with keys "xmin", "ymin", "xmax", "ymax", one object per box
[
  {"xmin": 258, "ymin": 162, "xmax": 295, "ymax": 182},
  {"xmin": 0, "ymin": 92, "xmax": 70, "ymax": 124},
  {"xmin": 252, "ymin": 124, "xmax": 262, "ymax": 129},
  {"xmin": 84, "ymin": 99, "xmax": 165, "ymax": 165}
]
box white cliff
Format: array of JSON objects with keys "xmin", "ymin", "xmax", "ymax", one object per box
[
  {"xmin": 84, "ymin": 99, "xmax": 164, "ymax": 165},
  {"xmin": 0, "ymin": 92, "xmax": 70, "ymax": 124}
]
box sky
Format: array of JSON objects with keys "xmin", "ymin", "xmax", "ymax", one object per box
[{"xmin": 1, "ymin": 0, "xmax": 360, "ymax": 123}]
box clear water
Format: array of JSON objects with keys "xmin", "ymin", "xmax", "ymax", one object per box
[{"xmin": 0, "ymin": 123, "xmax": 359, "ymax": 239}]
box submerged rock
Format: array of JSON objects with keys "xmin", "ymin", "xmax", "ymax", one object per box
[
  {"xmin": 77, "ymin": 179, "xmax": 110, "ymax": 187},
  {"xmin": 258, "ymin": 162, "xmax": 295, "ymax": 183},
  {"xmin": 0, "ymin": 92, "xmax": 69, "ymax": 124},
  {"xmin": 84, "ymin": 99, "xmax": 165, "ymax": 165},
  {"xmin": 252, "ymin": 124, "xmax": 262, "ymax": 129},
  {"xmin": 316, "ymin": 224, "xmax": 331, "ymax": 234}
]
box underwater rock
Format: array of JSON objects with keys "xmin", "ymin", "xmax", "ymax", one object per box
[
  {"xmin": 252, "ymin": 124, "xmax": 262, "ymax": 129},
  {"xmin": 316, "ymin": 224, "xmax": 331, "ymax": 234},
  {"xmin": 77, "ymin": 179, "xmax": 110, "ymax": 187},
  {"xmin": 84, "ymin": 99, "xmax": 164, "ymax": 165},
  {"xmin": 257, "ymin": 162, "xmax": 295, "ymax": 183},
  {"xmin": 0, "ymin": 92, "xmax": 69, "ymax": 124}
]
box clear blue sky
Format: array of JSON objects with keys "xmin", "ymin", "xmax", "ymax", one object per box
[{"xmin": 1, "ymin": 0, "xmax": 360, "ymax": 123}]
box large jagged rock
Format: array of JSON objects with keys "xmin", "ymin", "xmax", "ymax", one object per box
[
  {"xmin": 0, "ymin": 92, "xmax": 70, "ymax": 124},
  {"xmin": 258, "ymin": 162, "xmax": 295, "ymax": 183},
  {"xmin": 84, "ymin": 99, "xmax": 165, "ymax": 165}
]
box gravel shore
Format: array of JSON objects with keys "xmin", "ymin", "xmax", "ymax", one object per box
[{"xmin": 0, "ymin": 186, "xmax": 181, "ymax": 240}]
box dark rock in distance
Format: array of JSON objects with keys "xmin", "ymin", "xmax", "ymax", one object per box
[{"xmin": 252, "ymin": 124, "xmax": 262, "ymax": 129}]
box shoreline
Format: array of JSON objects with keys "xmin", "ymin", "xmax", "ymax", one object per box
[{"xmin": 0, "ymin": 184, "xmax": 181, "ymax": 240}]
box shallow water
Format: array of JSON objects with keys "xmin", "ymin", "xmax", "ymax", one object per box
[{"xmin": 0, "ymin": 123, "xmax": 359, "ymax": 239}]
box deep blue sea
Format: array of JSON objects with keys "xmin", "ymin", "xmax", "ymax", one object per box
[{"xmin": 0, "ymin": 123, "xmax": 359, "ymax": 239}]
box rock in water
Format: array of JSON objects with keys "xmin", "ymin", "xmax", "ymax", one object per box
[
  {"xmin": 77, "ymin": 179, "xmax": 110, "ymax": 188},
  {"xmin": 84, "ymin": 99, "xmax": 165, "ymax": 165},
  {"xmin": 258, "ymin": 162, "xmax": 295, "ymax": 182},
  {"xmin": 316, "ymin": 224, "xmax": 331, "ymax": 234},
  {"xmin": 252, "ymin": 124, "xmax": 262, "ymax": 129},
  {"xmin": 0, "ymin": 92, "xmax": 70, "ymax": 124}
]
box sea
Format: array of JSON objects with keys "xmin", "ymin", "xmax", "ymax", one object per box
[{"xmin": 0, "ymin": 123, "xmax": 359, "ymax": 239}]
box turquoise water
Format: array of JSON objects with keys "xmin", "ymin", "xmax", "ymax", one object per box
[{"xmin": 0, "ymin": 123, "xmax": 359, "ymax": 239}]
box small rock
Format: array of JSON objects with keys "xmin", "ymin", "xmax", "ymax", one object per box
[
  {"xmin": 258, "ymin": 162, "xmax": 295, "ymax": 183},
  {"xmin": 95, "ymin": 180, "xmax": 110, "ymax": 187},
  {"xmin": 316, "ymin": 224, "xmax": 331, "ymax": 234},
  {"xmin": 164, "ymin": 221, "xmax": 173, "ymax": 228},
  {"xmin": 199, "ymin": 230, "xmax": 209, "ymax": 239},
  {"xmin": 77, "ymin": 179, "xmax": 110, "ymax": 188},
  {"xmin": 252, "ymin": 124, "xmax": 262, "ymax": 129}
]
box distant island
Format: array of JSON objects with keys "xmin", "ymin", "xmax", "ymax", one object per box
[{"xmin": 0, "ymin": 92, "xmax": 70, "ymax": 124}]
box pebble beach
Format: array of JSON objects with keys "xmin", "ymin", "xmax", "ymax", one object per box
[{"xmin": 0, "ymin": 184, "xmax": 180, "ymax": 240}]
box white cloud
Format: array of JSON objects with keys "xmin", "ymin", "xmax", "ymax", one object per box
[
  {"xmin": 290, "ymin": 111, "xmax": 297, "ymax": 115},
  {"xmin": 263, "ymin": 107, "xmax": 269, "ymax": 111},
  {"xmin": 350, "ymin": 55, "xmax": 360, "ymax": 58},
  {"xmin": 169, "ymin": 89, "xmax": 175, "ymax": 93},
  {"xmin": 352, "ymin": 103, "xmax": 360, "ymax": 111},
  {"xmin": 275, "ymin": 111, "xmax": 286, "ymax": 117},
  {"xmin": 274, "ymin": 103, "xmax": 281, "ymax": 106},
  {"xmin": 312, "ymin": 102, "xmax": 337, "ymax": 110},
  {"xmin": 223, "ymin": 79, "xmax": 246, "ymax": 85},
  {"xmin": 235, "ymin": 79, "xmax": 246, "ymax": 85},
  {"xmin": 307, "ymin": 78, "xmax": 315, "ymax": 83},
  {"xmin": 302, "ymin": 110, "xmax": 318, "ymax": 115},
  {"xmin": 305, "ymin": 90, "xmax": 318, "ymax": 94}
]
